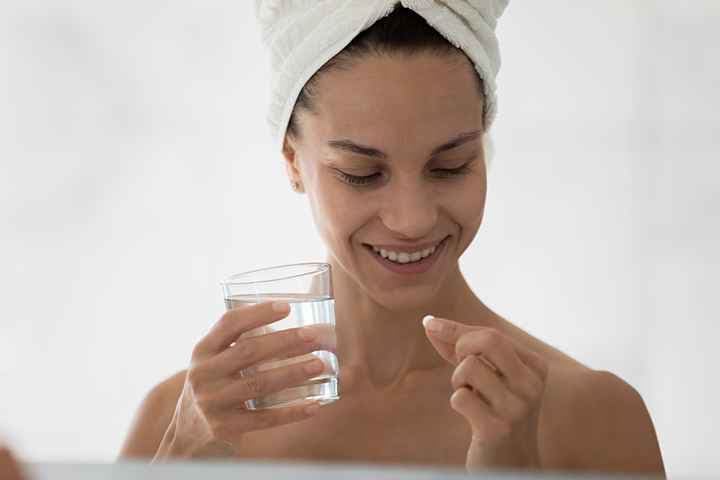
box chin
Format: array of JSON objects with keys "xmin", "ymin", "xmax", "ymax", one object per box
[
  {"xmin": 376, "ymin": 292, "xmax": 437, "ymax": 313},
  {"xmin": 363, "ymin": 273, "xmax": 448, "ymax": 312}
]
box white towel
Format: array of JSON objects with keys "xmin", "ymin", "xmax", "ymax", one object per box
[{"xmin": 255, "ymin": 0, "xmax": 509, "ymax": 155}]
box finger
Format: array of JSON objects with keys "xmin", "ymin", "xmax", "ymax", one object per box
[
  {"xmin": 424, "ymin": 330, "xmax": 458, "ymax": 365},
  {"xmin": 0, "ymin": 446, "xmax": 27, "ymax": 480},
  {"xmin": 450, "ymin": 387, "xmax": 507, "ymax": 442},
  {"xmin": 453, "ymin": 356, "xmax": 532, "ymax": 422},
  {"xmin": 211, "ymin": 356, "xmax": 328, "ymax": 409},
  {"xmin": 456, "ymin": 330, "xmax": 545, "ymax": 401},
  {"xmin": 422, "ymin": 315, "xmax": 476, "ymax": 346},
  {"xmin": 455, "ymin": 329, "xmax": 524, "ymax": 378},
  {"xmin": 214, "ymin": 399, "xmax": 325, "ymax": 438},
  {"xmin": 451, "ymin": 355, "xmax": 509, "ymax": 409},
  {"xmin": 210, "ymin": 323, "xmax": 336, "ymax": 376},
  {"xmin": 515, "ymin": 346, "xmax": 549, "ymax": 383},
  {"xmin": 194, "ymin": 302, "xmax": 291, "ymax": 360}
]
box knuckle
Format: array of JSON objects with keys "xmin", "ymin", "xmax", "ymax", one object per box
[
  {"xmin": 288, "ymin": 329, "xmax": 305, "ymax": 349},
  {"xmin": 456, "ymin": 330, "xmax": 498, "ymax": 358},
  {"xmin": 477, "ymin": 330, "xmax": 501, "ymax": 352},
  {"xmin": 454, "ymin": 341, "xmax": 464, "ymax": 358},
  {"xmin": 468, "ymin": 354, "xmax": 484, "ymax": 368},
  {"xmin": 234, "ymin": 339, "xmax": 257, "ymax": 365},
  {"xmin": 483, "ymin": 328, "xmax": 502, "ymax": 343},
  {"xmin": 450, "ymin": 387, "xmax": 471, "ymax": 409},
  {"xmin": 450, "ymin": 368, "xmax": 463, "ymax": 390},
  {"xmin": 455, "ymin": 354, "xmax": 477, "ymax": 375},
  {"xmin": 454, "ymin": 337, "xmax": 474, "ymax": 359},
  {"xmin": 451, "ymin": 358, "xmax": 474, "ymax": 388},
  {"xmin": 241, "ymin": 373, "xmax": 265, "ymax": 397}
]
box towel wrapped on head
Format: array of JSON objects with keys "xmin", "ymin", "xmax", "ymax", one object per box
[{"xmin": 255, "ymin": 0, "xmax": 509, "ymax": 160}]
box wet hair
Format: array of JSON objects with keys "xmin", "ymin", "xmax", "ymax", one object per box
[{"xmin": 285, "ymin": 5, "xmax": 486, "ymax": 141}]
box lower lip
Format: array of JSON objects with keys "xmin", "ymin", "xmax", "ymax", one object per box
[{"xmin": 365, "ymin": 237, "xmax": 449, "ymax": 275}]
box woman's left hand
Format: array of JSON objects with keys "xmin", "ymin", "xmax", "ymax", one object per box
[{"xmin": 423, "ymin": 316, "xmax": 549, "ymax": 472}]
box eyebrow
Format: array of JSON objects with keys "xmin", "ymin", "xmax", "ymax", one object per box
[{"xmin": 326, "ymin": 129, "xmax": 482, "ymax": 160}]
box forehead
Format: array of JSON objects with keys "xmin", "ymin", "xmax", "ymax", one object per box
[{"xmin": 302, "ymin": 53, "xmax": 484, "ymax": 146}]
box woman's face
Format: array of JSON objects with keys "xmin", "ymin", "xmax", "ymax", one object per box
[{"xmin": 284, "ymin": 52, "xmax": 487, "ymax": 309}]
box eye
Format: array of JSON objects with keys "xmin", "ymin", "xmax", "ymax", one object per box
[
  {"xmin": 333, "ymin": 163, "xmax": 472, "ymax": 187},
  {"xmin": 431, "ymin": 164, "xmax": 472, "ymax": 178},
  {"xmin": 334, "ymin": 170, "xmax": 382, "ymax": 186}
]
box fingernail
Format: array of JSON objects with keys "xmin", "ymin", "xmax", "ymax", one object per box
[
  {"xmin": 422, "ymin": 315, "xmax": 443, "ymax": 333},
  {"xmin": 305, "ymin": 402, "xmax": 321, "ymax": 415},
  {"xmin": 272, "ymin": 301, "xmax": 290, "ymax": 313}
]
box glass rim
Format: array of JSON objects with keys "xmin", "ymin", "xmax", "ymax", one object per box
[{"xmin": 220, "ymin": 262, "xmax": 330, "ymax": 286}]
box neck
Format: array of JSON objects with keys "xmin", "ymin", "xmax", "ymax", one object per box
[{"xmin": 327, "ymin": 254, "xmax": 498, "ymax": 392}]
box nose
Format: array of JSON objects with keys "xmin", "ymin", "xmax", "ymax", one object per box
[{"xmin": 379, "ymin": 178, "xmax": 438, "ymax": 240}]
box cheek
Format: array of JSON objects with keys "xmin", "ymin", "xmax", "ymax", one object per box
[
  {"xmin": 310, "ymin": 177, "xmax": 368, "ymax": 243},
  {"xmin": 443, "ymin": 176, "xmax": 487, "ymax": 254},
  {"xmin": 446, "ymin": 175, "xmax": 487, "ymax": 225}
]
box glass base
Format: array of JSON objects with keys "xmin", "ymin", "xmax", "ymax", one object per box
[{"xmin": 245, "ymin": 375, "xmax": 340, "ymax": 410}]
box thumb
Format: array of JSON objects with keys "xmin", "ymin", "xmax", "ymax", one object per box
[{"xmin": 422, "ymin": 315, "xmax": 465, "ymax": 366}]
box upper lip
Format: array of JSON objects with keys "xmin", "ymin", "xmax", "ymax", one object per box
[{"xmin": 364, "ymin": 236, "xmax": 448, "ymax": 253}]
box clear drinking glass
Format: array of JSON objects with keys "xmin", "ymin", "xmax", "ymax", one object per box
[{"xmin": 220, "ymin": 262, "xmax": 340, "ymax": 410}]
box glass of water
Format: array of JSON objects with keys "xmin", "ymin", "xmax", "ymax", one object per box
[{"xmin": 220, "ymin": 262, "xmax": 339, "ymax": 410}]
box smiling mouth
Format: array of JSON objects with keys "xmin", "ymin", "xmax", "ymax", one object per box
[{"xmin": 362, "ymin": 236, "xmax": 450, "ymax": 265}]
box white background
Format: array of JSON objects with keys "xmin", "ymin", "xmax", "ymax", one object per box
[{"xmin": 1, "ymin": 1, "xmax": 718, "ymax": 477}]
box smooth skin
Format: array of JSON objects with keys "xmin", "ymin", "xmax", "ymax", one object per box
[
  {"xmin": 0, "ymin": 446, "xmax": 28, "ymax": 480},
  {"xmin": 151, "ymin": 301, "xmax": 337, "ymax": 460},
  {"xmin": 121, "ymin": 51, "xmax": 665, "ymax": 475}
]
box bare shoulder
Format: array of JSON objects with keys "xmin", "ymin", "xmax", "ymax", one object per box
[
  {"xmin": 540, "ymin": 365, "xmax": 666, "ymax": 476},
  {"xmin": 118, "ymin": 370, "xmax": 187, "ymax": 460}
]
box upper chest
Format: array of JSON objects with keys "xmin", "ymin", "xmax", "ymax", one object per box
[
  {"xmin": 236, "ymin": 376, "xmax": 472, "ymax": 466},
  {"xmin": 233, "ymin": 362, "xmax": 587, "ymax": 469}
]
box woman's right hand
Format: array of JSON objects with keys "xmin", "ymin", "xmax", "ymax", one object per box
[{"xmin": 153, "ymin": 301, "xmax": 337, "ymax": 461}]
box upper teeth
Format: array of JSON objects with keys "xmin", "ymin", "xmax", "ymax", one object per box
[{"xmin": 371, "ymin": 243, "xmax": 438, "ymax": 263}]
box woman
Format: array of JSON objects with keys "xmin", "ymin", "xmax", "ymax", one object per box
[{"xmin": 120, "ymin": 2, "xmax": 665, "ymax": 475}]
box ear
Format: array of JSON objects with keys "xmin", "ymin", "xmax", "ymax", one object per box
[{"xmin": 282, "ymin": 135, "xmax": 304, "ymax": 193}]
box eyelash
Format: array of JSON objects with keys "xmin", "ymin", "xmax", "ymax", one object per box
[{"xmin": 336, "ymin": 165, "xmax": 472, "ymax": 186}]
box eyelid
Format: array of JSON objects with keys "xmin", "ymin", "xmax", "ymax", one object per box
[
  {"xmin": 432, "ymin": 164, "xmax": 472, "ymax": 176},
  {"xmin": 332, "ymin": 169, "xmax": 381, "ymax": 186},
  {"xmin": 431, "ymin": 151, "xmax": 480, "ymax": 164},
  {"xmin": 333, "ymin": 162, "xmax": 472, "ymax": 187}
]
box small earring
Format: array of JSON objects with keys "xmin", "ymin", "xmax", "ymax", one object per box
[{"xmin": 292, "ymin": 180, "xmax": 302, "ymax": 192}]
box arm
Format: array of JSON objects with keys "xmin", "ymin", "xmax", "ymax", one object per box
[
  {"xmin": 572, "ymin": 370, "xmax": 666, "ymax": 476},
  {"xmin": 117, "ymin": 370, "xmax": 186, "ymax": 460}
]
